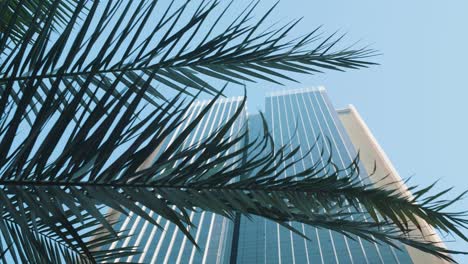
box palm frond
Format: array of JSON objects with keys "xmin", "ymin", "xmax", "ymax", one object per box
[
  {"xmin": 0, "ymin": 196, "xmax": 136, "ymax": 263},
  {"xmin": 0, "ymin": 0, "xmax": 82, "ymax": 51},
  {"xmin": 0, "ymin": 0, "xmax": 376, "ymax": 125},
  {"xmin": 1, "ymin": 78, "xmax": 466, "ymax": 262},
  {"xmin": 1, "ymin": 1, "xmax": 466, "ymax": 263}
]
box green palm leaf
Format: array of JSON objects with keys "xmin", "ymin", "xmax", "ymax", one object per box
[
  {"xmin": 0, "ymin": 194, "xmax": 136, "ymax": 263},
  {"xmin": 0, "ymin": 0, "xmax": 375, "ymax": 125},
  {"xmin": 0, "ymin": 0, "xmax": 82, "ymax": 51},
  {"xmin": 1, "ymin": 1, "xmax": 467, "ymax": 263},
  {"xmin": 1, "ymin": 78, "xmax": 467, "ymax": 262}
]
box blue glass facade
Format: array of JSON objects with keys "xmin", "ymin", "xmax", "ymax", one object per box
[
  {"xmin": 107, "ymin": 88, "xmax": 413, "ymax": 263},
  {"xmin": 235, "ymin": 88, "xmax": 413, "ymax": 264},
  {"xmin": 106, "ymin": 97, "xmax": 246, "ymax": 263}
]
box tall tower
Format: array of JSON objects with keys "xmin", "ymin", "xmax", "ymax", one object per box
[
  {"xmin": 106, "ymin": 88, "xmax": 447, "ymax": 263},
  {"xmin": 338, "ymin": 104, "xmax": 449, "ymax": 264},
  {"xmin": 106, "ymin": 97, "xmax": 247, "ymax": 263},
  {"xmin": 234, "ymin": 87, "xmax": 413, "ymax": 263}
]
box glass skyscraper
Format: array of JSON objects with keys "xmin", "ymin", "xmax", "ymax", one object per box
[
  {"xmin": 106, "ymin": 97, "xmax": 246, "ymax": 263},
  {"xmin": 235, "ymin": 87, "xmax": 412, "ymax": 264},
  {"xmin": 106, "ymin": 88, "xmax": 447, "ymax": 263}
]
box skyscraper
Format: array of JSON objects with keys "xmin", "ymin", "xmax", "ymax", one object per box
[
  {"xmin": 235, "ymin": 87, "xmax": 413, "ymax": 264},
  {"xmin": 106, "ymin": 88, "xmax": 447, "ymax": 263},
  {"xmin": 337, "ymin": 104, "xmax": 448, "ymax": 264},
  {"xmin": 106, "ymin": 97, "xmax": 246, "ymax": 263}
]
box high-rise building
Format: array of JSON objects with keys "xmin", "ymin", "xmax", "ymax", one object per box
[
  {"xmin": 234, "ymin": 87, "xmax": 414, "ymax": 264},
  {"xmin": 337, "ymin": 103, "xmax": 448, "ymax": 264},
  {"xmin": 106, "ymin": 97, "xmax": 246, "ymax": 263},
  {"xmin": 106, "ymin": 88, "xmax": 447, "ymax": 263}
]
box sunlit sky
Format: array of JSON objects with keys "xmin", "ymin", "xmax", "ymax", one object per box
[{"xmin": 219, "ymin": 0, "xmax": 468, "ymax": 261}]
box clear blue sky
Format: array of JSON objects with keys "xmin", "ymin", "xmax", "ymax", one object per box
[{"xmin": 221, "ymin": 0, "xmax": 468, "ymax": 261}]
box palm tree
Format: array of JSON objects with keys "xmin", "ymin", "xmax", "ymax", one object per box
[{"xmin": 0, "ymin": 1, "xmax": 466, "ymax": 263}]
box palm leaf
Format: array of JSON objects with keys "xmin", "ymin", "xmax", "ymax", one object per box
[
  {"xmin": 0, "ymin": 0, "xmax": 82, "ymax": 51},
  {"xmin": 1, "ymin": 1, "xmax": 466, "ymax": 263},
  {"xmin": 0, "ymin": 193, "xmax": 136, "ymax": 263},
  {"xmin": 0, "ymin": 0, "xmax": 376, "ymax": 125},
  {"xmin": 1, "ymin": 76, "xmax": 466, "ymax": 262}
]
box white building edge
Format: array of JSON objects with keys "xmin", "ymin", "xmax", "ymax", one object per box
[{"xmin": 337, "ymin": 104, "xmax": 449, "ymax": 264}]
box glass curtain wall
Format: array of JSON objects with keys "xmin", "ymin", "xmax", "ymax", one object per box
[
  {"xmin": 106, "ymin": 97, "xmax": 246, "ymax": 264},
  {"xmin": 235, "ymin": 88, "xmax": 413, "ymax": 264},
  {"xmin": 104, "ymin": 89, "xmax": 413, "ymax": 264}
]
